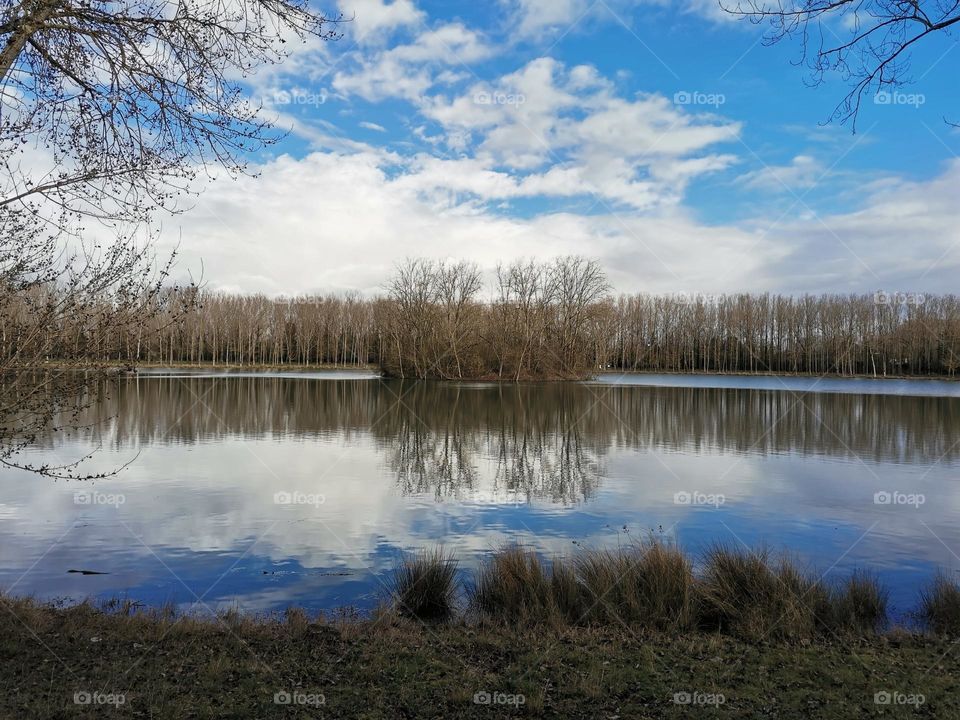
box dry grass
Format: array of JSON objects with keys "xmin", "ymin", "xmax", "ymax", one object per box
[
  {"xmin": 472, "ymin": 544, "xmax": 554, "ymax": 623},
  {"xmin": 577, "ymin": 542, "xmax": 694, "ymax": 630},
  {"xmin": 471, "ymin": 542, "xmax": 695, "ymax": 630},
  {"xmin": 5, "ymin": 554, "xmax": 960, "ymax": 718},
  {"xmin": 919, "ymin": 572, "xmax": 960, "ymax": 636},
  {"xmin": 391, "ymin": 547, "xmax": 459, "ymax": 621},
  {"xmin": 828, "ymin": 571, "xmax": 888, "ymax": 634},
  {"xmin": 695, "ymin": 546, "xmax": 823, "ymax": 640},
  {"xmin": 463, "ymin": 544, "xmax": 900, "ymax": 640}
]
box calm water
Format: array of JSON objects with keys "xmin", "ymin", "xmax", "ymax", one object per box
[{"xmin": 2, "ymin": 370, "xmax": 959, "ymax": 617}]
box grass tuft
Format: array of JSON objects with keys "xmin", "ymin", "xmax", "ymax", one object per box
[
  {"xmin": 473, "ymin": 545, "xmax": 555, "ymax": 623},
  {"xmin": 919, "ymin": 572, "xmax": 960, "ymax": 635},
  {"xmin": 696, "ymin": 545, "xmax": 832, "ymax": 640},
  {"xmin": 578, "ymin": 542, "xmax": 694, "ymax": 631},
  {"xmin": 391, "ymin": 547, "xmax": 459, "ymax": 622},
  {"xmin": 382, "ymin": 544, "xmax": 900, "ymax": 640},
  {"xmin": 828, "ymin": 571, "xmax": 888, "ymax": 635}
]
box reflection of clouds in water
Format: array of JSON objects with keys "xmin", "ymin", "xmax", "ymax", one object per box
[{"xmin": 2, "ymin": 373, "xmax": 959, "ymax": 611}]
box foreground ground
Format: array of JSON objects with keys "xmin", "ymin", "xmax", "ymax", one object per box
[{"xmin": 1, "ymin": 599, "xmax": 956, "ymax": 719}]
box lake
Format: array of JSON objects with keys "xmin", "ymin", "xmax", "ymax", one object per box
[{"xmin": 2, "ymin": 370, "xmax": 958, "ymax": 619}]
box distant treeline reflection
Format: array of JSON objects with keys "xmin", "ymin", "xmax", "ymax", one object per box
[{"xmin": 59, "ymin": 377, "xmax": 960, "ymax": 499}]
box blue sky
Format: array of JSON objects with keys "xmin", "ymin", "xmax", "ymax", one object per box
[{"xmin": 167, "ymin": 0, "xmax": 960, "ymax": 296}]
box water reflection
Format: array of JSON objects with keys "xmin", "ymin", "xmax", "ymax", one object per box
[
  {"xmin": 70, "ymin": 375, "xmax": 960, "ymax": 475},
  {"xmin": 2, "ymin": 372, "xmax": 958, "ymax": 616}
]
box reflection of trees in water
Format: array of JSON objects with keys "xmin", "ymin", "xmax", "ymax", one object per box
[
  {"xmin": 599, "ymin": 386, "xmax": 960, "ymax": 465},
  {"xmin": 390, "ymin": 418, "xmax": 480, "ymax": 500},
  {"xmin": 491, "ymin": 426, "xmax": 599, "ymax": 505},
  {"xmin": 378, "ymin": 383, "xmax": 602, "ymax": 503},
  {"xmin": 42, "ymin": 376, "xmax": 960, "ymax": 500}
]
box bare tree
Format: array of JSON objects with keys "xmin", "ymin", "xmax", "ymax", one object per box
[
  {"xmin": 493, "ymin": 260, "xmax": 547, "ymax": 380},
  {"xmin": 1, "ymin": 0, "xmax": 341, "ymax": 223},
  {"xmin": 0, "ymin": 211, "xmax": 191, "ymax": 477},
  {"xmin": 723, "ymin": 0, "xmax": 959, "ymax": 127},
  {"xmin": 379, "ymin": 257, "xmax": 612, "ymax": 381},
  {"xmin": 435, "ymin": 261, "xmax": 482, "ymax": 379},
  {"xmin": 0, "ymin": 0, "xmax": 339, "ymax": 475},
  {"xmin": 547, "ymin": 256, "xmax": 611, "ymax": 376}
]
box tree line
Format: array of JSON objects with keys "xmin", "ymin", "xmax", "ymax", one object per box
[{"xmin": 8, "ymin": 258, "xmax": 958, "ymax": 380}]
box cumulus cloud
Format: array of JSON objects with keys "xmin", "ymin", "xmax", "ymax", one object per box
[
  {"xmin": 157, "ymin": 145, "xmax": 960, "ymax": 299},
  {"xmin": 336, "ymin": 0, "xmax": 425, "ymax": 44},
  {"xmin": 424, "ymin": 57, "xmax": 740, "ymax": 210},
  {"xmin": 333, "ymin": 23, "xmax": 493, "ymax": 102},
  {"xmin": 136, "ymin": 2, "xmax": 955, "ymax": 300}
]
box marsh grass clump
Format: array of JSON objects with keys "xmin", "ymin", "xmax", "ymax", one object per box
[
  {"xmin": 828, "ymin": 571, "xmax": 888, "ymax": 635},
  {"xmin": 919, "ymin": 573, "xmax": 960, "ymax": 636},
  {"xmin": 391, "ymin": 548, "xmax": 459, "ymax": 622},
  {"xmin": 577, "ymin": 542, "xmax": 694, "ymax": 631},
  {"xmin": 472, "ymin": 541, "xmax": 694, "ymax": 630},
  {"xmin": 473, "ymin": 545, "xmax": 557, "ymax": 624},
  {"xmin": 549, "ymin": 556, "xmax": 583, "ymax": 623},
  {"xmin": 696, "ymin": 546, "xmax": 828, "ymax": 640},
  {"xmin": 387, "ymin": 543, "xmax": 897, "ymax": 639}
]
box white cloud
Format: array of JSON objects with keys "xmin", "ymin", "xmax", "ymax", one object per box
[
  {"xmin": 133, "ymin": 6, "xmax": 955, "ymax": 301},
  {"xmin": 424, "ymin": 58, "xmax": 740, "ymax": 210},
  {"xmin": 508, "ymin": 0, "xmax": 585, "ymax": 38},
  {"xmin": 336, "ymin": 0, "xmax": 425, "ymax": 43},
  {"xmin": 737, "ymin": 155, "xmax": 824, "ymax": 192},
  {"xmin": 333, "ymin": 23, "xmax": 493, "ymax": 102},
  {"xmin": 157, "ymin": 149, "xmax": 960, "ymax": 300},
  {"xmin": 758, "ymin": 160, "xmax": 960, "ymax": 291},
  {"xmin": 157, "ymin": 149, "xmax": 766, "ymax": 296}
]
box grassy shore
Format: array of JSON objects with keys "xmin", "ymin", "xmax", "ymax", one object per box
[
  {"xmin": 1, "ymin": 596, "xmax": 957, "ymax": 719},
  {"xmin": 5, "ymin": 545, "xmax": 960, "ymax": 718}
]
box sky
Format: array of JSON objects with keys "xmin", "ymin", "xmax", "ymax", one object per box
[{"xmin": 161, "ymin": 0, "xmax": 960, "ymax": 297}]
